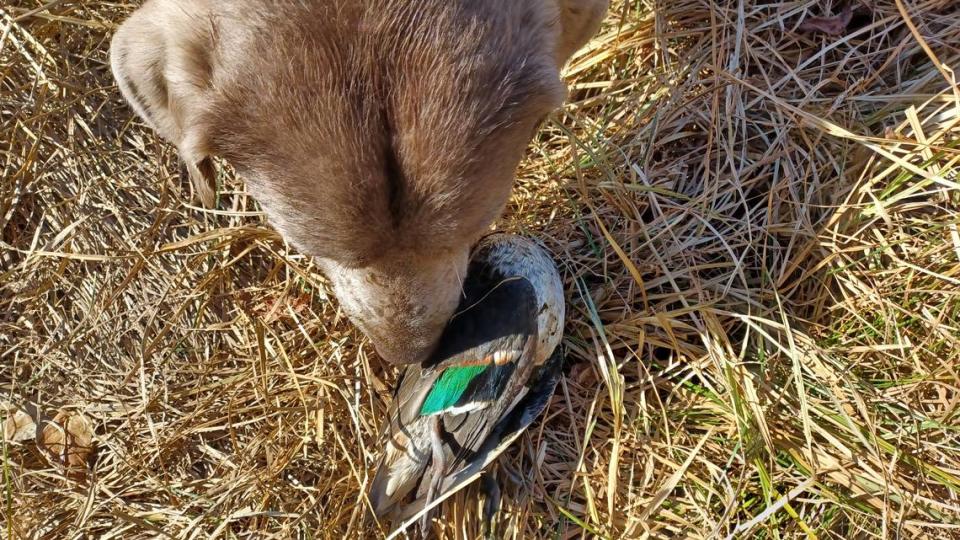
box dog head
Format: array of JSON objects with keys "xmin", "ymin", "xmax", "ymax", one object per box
[{"xmin": 111, "ymin": 0, "xmax": 606, "ymax": 364}]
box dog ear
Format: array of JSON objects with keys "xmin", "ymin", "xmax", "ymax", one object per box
[
  {"xmin": 110, "ymin": 1, "xmax": 218, "ymax": 207},
  {"xmin": 555, "ymin": 0, "xmax": 609, "ymax": 68}
]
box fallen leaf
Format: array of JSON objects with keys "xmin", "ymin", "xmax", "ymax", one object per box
[
  {"xmin": 248, "ymin": 292, "xmax": 314, "ymax": 323},
  {"xmin": 39, "ymin": 411, "xmax": 94, "ymax": 476},
  {"xmin": 3, "ymin": 409, "xmax": 37, "ymax": 443},
  {"xmin": 288, "ymin": 293, "xmax": 312, "ymax": 316},
  {"xmin": 798, "ymin": 6, "xmax": 854, "ymax": 36}
]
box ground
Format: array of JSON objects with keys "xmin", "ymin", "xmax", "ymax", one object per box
[{"xmin": 2, "ymin": 0, "xmax": 960, "ymax": 538}]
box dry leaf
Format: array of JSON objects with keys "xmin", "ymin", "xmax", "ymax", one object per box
[
  {"xmin": 3, "ymin": 409, "xmax": 37, "ymax": 443},
  {"xmin": 39, "ymin": 411, "xmax": 94, "ymax": 476},
  {"xmin": 798, "ymin": 6, "xmax": 854, "ymax": 36},
  {"xmin": 249, "ymin": 292, "xmax": 313, "ymax": 323}
]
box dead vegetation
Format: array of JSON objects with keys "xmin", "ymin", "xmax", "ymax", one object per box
[{"xmin": 2, "ymin": 0, "xmax": 960, "ymax": 538}]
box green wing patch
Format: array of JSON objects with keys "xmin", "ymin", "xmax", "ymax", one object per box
[{"xmin": 420, "ymin": 364, "xmax": 488, "ymax": 416}]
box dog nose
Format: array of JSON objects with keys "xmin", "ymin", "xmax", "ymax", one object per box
[{"xmin": 373, "ymin": 339, "xmax": 436, "ymax": 366}]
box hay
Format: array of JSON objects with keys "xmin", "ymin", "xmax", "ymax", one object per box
[{"xmin": 2, "ymin": 0, "xmax": 959, "ymax": 537}]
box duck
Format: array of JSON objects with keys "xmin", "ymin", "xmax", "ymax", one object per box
[{"xmin": 368, "ymin": 232, "xmax": 566, "ymax": 531}]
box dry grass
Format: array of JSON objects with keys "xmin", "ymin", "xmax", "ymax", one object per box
[{"xmin": 2, "ymin": 0, "xmax": 960, "ymax": 538}]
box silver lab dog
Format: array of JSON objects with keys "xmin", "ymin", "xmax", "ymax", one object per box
[{"xmin": 110, "ymin": 0, "xmax": 607, "ymax": 365}]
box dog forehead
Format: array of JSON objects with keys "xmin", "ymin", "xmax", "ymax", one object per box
[{"xmin": 212, "ymin": 0, "xmax": 562, "ymax": 122}]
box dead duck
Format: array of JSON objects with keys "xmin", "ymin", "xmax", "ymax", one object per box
[{"xmin": 369, "ymin": 233, "xmax": 565, "ymax": 530}]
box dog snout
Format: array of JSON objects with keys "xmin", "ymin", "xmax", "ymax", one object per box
[
  {"xmin": 370, "ymin": 333, "xmax": 438, "ymax": 366},
  {"xmin": 318, "ymin": 250, "xmax": 468, "ymax": 365}
]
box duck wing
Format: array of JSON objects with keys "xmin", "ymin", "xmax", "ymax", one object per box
[{"xmin": 395, "ymin": 346, "xmax": 564, "ymax": 526}]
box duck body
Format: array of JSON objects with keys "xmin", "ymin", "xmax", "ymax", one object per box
[{"xmin": 369, "ymin": 233, "xmax": 565, "ymax": 523}]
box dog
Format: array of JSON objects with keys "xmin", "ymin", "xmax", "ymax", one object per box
[{"xmin": 110, "ymin": 0, "xmax": 607, "ymax": 365}]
